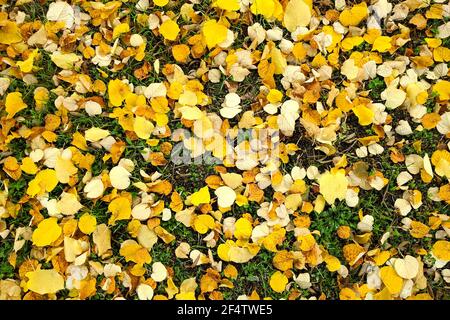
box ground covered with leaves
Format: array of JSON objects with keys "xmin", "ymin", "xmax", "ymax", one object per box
[{"xmin": 0, "ymin": 0, "xmax": 449, "ymax": 300}]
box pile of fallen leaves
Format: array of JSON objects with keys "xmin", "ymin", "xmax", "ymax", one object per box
[{"xmin": 0, "ymin": 0, "xmax": 449, "ymax": 300}]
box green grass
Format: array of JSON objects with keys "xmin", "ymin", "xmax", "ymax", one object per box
[{"xmin": 367, "ymin": 77, "xmax": 386, "ymax": 101}]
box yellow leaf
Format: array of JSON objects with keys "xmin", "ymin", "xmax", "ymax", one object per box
[
  {"xmin": 72, "ymin": 132, "xmax": 88, "ymax": 151},
  {"xmin": 433, "ymin": 46, "xmax": 450, "ymax": 62},
  {"xmin": 108, "ymin": 196, "xmax": 132, "ymax": 225},
  {"xmin": 32, "ymin": 218, "xmax": 62, "ymax": 247},
  {"xmin": 324, "ymin": 255, "xmax": 341, "ymax": 272},
  {"xmin": 79, "ymin": 213, "xmax": 97, "ymax": 235},
  {"xmin": 154, "ymin": 0, "xmax": 169, "ymax": 6},
  {"xmin": 34, "ymin": 87, "xmax": 50, "ymax": 110},
  {"xmin": 175, "ymin": 278, "xmax": 197, "ymax": 300},
  {"xmin": 283, "ymin": 0, "xmax": 311, "ymax": 32},
  {"xmin": 57, "ymin": 192, "xmax": 82, "ymax": 215},
  {"xmin": 272, "ymin": 250, "xmax": 294, "ymax": 271},
  {"xmin": 159, "ymin": 19, "xmax": 180, "ymax": 41},
  {"xmin": 108, "ymin": 79, "xmax": 131, "ymax": 107},
  {"xmin": 217, "ymin": 240, "xmax": 258, "ymax": 263},
  {"xmin": 120, "ymin": 240, "xmax": 151, "ymax": 264},
  {"xmin": 55, "ymin": 156, "xmax": 77, "ymax": 184},
  {"xmin": 165, "ymin": 277, "xmax": 179, "ymax": 299},
  {"xmin": 372, "ymin": 36, "xmax": 392, "ymax": 53},
  {"xmin": 318, "ymin": 169, "xmax": 348, "ymax": 205},
  {"xmin": 353, "ymin": 104, "xmax": 374, "ymax": 126},
  {"xmin": 262, "ymin": 227, "xmax": 286, "ymax": 252},
  {"xmin": 298, "ymin": 233, "xmax": 315, "ymax": 251},
  {"xmin": 380, "ymin": 266, "xmax": 403, "ymax": 295},
  {"xmin": 269, "ymin": 271, "xmax": 288, "ymax": 293},
  {"xmin": 5, "ymin": 92, "xmax": 27, "ymax": 119},
  {"xmin": 271, "ymin": 46, "xmax": 287, "ymax": 75},
  {"xmin": 179, "ymin": 106, "xmax": 203, "ymax": 120},
  {"xmin": 292, "ymin": 43, "xmax": 307, "ymax": 61},
  {"xmin": 20, "ymin": 157, "xmax": 38, "ymax": 175},
  {"xmin": 431, "ymin": 150, "xmax": 450, "ymax": 178},
  {"xmin": 339, "ymin": 2, "xmax": 368, "ymax": 27},
  {"xmin": 341, "ymin": 36, "xmax": 364, "ymax": 51},
  {"xmin": 202, "ymin": 20, "xmax": 228, "ymax": 49},
  {"xmin": 16, "ymin": 49, "xmax": 39, "ymax": 73},
  {"xmin": 373, "ymin": 251, "xmax": 390, "ymax": 266},
  {"xmin": 409, "ymin": 220, "xmax": 430, "ymax": 239},
  {"xmin": 113, "ymin": 23, "xmax": 130, "ymax": 39},
  {"xmin": 85, "ymin": 127, "xmax": 110, "ymax": 142},
  {"xmin": 250, "ymin": 0, "xmax": 275, "ymax": 19},
  {"xmin": 267, "ymin": 89, "xmax": 283, "ymax": 104},
  {"xmin": 50, "ymin": 52, "xmax": 80, "ymax": 69},
  {"xmin": 191, "ymin": 186, "xmax": 210, "ymax": 206},
  {"xmin": 0, "ymin": 21, "xmax": 22, "ymax": 44},
  {"xmin": 26, "ymin": 169, "xmax": 58, "ymax": 196},
  {"xmin": 26, "ymin": 269, "xmax": 64, "ymax": 295},
  {"xmin": 432, "ymin": 240, "xmax": 450, "ymax": 261},
  {"xmin": 213, "ymin": 0, "xmax": 240, "ymax": 11},
  {"xmin": 285, "ymin": 193, "xmax": 302, "ymax": 211},
  {"xmin": 223, "ymin": 264, "xmax": 238, "ymax": 279},
  {"xmin": 234, "ymin": 218, "xmax": 252, "ymax": 240},
  {"xmin": 134, "ymin": 116, "xmax": 154, "ymax": 140},
  {"xmin": 433, "ymin": 80, "xmax": 450, "ymax": 101},
  {"xmin": 339, "ymin": 287, "xmax": 361, "ymax": 300},
  {"xmin": 172, "ymin": 44, "xmax": 190, "ymax": 63},
  {"xmin": 193, "ymin": 214, "xmax": 215, "ymax": 234},
  {"xmin": 425, "ymin": 38, "xmax": 442, "ymax": 48},
  {"xmin": 343, "ymin": 243, "xmax": 365, "ymax": 266}
]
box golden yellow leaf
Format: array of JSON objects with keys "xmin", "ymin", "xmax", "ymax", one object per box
[
  {"xmin": 380, "ymin": 266, "xmax": 403, "ymax": 295},
  {"xmin": 134, "ymin": 116, "xmax": 154, "ymax": 140},
  {"xmin": 159, "ymin": 19, "xmax": 180, "ymax": 41},
  {"xmin": 234, "ymin": 218, "xmax": 252, "ymax": 240},
  {"xmin": 432, "ymin": 240, "xmax": 450, "ymax": 261},
  {"xmin": 154, "ymin": 0, "xmax": 169, "ymax": 6},
  {"xmin": 119, "ymin": 240, "xmax": 151, "ymax": 264},
  {"xmin": 16, "ymin": 49, "xmax": 39, "ymax": 73},
  {"xmin": 353, "ymin": 104, "xmax": 374, "ymax": 126},
  {"xmin": 0, "ymin": 21, "xmax": 22, "ymax": 44},
  {"xmin": 250, "ymin": 0, "xmax": 276, "ymax": 19},
  {"xmin": 433, "ymin": 80, "xmax": 450, "ymax": 101},
  {"xmin": 339, "ymin": 2, "xmax": 368, "ymax": 27},
  {"xmin": 5, "ymin": 92, "xmax": 27, "ymax": 119},
  {"xmin": 172, "ymin": 44, "xmax": 190, "ymax": 63},
  {"xmin": 191, "ymin": 186, "xmax": 210, "ymax": 206},
  {"xmin": 272, "ymin": 250, "xmax": 294, "ymax": 271},
  {"xmin": 269, "ymin": 271, "xmax": 288, "ymax": 293},
  {"xmin": 324, "ymin": 255, "xmax": 341, "ymax": 272},
  {"xmin": 20, "ymin": 157, "xmax": 38, "ymax": 175},
  {"xmin": 26, "ymin": 169, "xmax": 58, "ymax": 197},
  {"xmin": 213, "ymin": 0, "xmax": 240, "ymax": 11},
  {"xmin": 410, "ymin": 220, "xmax": 430, "ymax": 239},
  {"xmin": 78, "ymin": 213, "xmax": 97, "ymax": 235},
  {"xmin": 193, "ymin": 214, "xmax": 215, "ymax": 234},
  {"xmin": 202, "ymin": 20, "xmax": 228, "ymax": 49},
  {"xmin": 108, "ymin": 196, "xmax": 132, "ymax": 225},
  {"xmin": 32, "ymin": 218, "xmax": 62, "ymax": 247},
  {"xmin": 113, "ymin": 23, "xmax": 130, "ymax": 39},
  {"xmin": 108, "ymin": 79, "xmax": 131, "ymax": 107}
]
